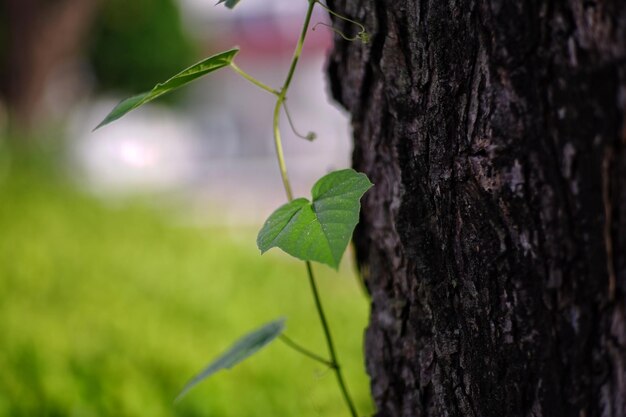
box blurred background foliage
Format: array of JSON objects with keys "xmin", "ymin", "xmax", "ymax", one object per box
[
  {"xmin": 0, "ymin": 0, "xmax": 362, "ymax": 415},
  {"xmin": 0, "ymin": 0, "xmax": 196, "ymax": 129},
  {"xmin": 88, "ymin": 0, "xmax": 196, "ymax": 94},
  {"xmin": 0, "ymin": 145, "xmax": 372, "ymax": 416}
]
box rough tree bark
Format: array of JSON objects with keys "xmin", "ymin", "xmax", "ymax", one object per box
[{"xmin": 327, "ymin": 1, "xmax": 626, "ymax": 416}]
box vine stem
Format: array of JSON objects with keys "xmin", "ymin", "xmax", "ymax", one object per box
[
  {"xmin": 306, "ymin": 261, "xmax": 359, "ymax": 417},
  {"xmin": 273, "ymin": 101, "xmax": 293, "ymax": 200},
  {"xmin": 270, "ymin": 1, "xmax": 359, "ymax": 416},
  {"xmin": 279, "ymin": 334, "xmax": 333, "ymax": 368},
  {"xmin": 272, "ymin": 0, "xmax": 315, "ymax": 201},
  {"xmin": 230, "ymin": 62, "xmax": 280, "ymax": 96}
]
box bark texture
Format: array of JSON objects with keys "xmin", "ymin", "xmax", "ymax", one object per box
[{"xmin": 327, "ymin": 1, "xmax": 626, "ymax": 416}]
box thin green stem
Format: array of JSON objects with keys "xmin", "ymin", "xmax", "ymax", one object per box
[
  {"xmin": 272, "ymin": 101, "xmax": 293, "ymax": 200},
  {"xmin": 230, "ymin": 62, "xmax": 280, "ymax": 96},
  {"xmin": 279, "ymin": 334, "xmax": 333, "ymax": 368},
  {"xmin": 270, "ymin": 0, "xmax": 316, "ymax": 201},
  {"xmin": 306, "ymin": 262, "xmax": 358, "ymax": 417},
  {"xmin": 281, "ymin": 1, "xmax": 316, "ymax": 96},
  {"xmin": 270, "ymin": 2, "xmax": 359, "ymax": 417}
]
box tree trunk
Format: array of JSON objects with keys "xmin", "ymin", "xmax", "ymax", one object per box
[
  {"xmin": 327, "ymin": 1, "xmax": 626, "ymax": 416},
  {"xmin": 1, "ymin": 0, "xmax": 99, "ymax": 131}
]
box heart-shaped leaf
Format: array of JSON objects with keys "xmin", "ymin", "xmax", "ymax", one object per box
[
  {"xmin": 95, "ymin": 48, "xmax": 239, "ymax": 130},
  {"xmin": 175, "ymin": 318, "xmax": 285, "ymax": 402},
  {"xmin": 216, "ymin": 0, "xmax": 241, "ymax": 9},
  {"xmin": 257, "ymin": 169, "xmax": 373, "ymax": 269}
]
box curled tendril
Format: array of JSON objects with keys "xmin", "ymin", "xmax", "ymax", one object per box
[
  {"xmin": 357, "ymin": 31, "xmax": 370, "ymax": 44},
  {"xmin": 312, "ymin": 22, "xmax": 369, "ymax": 45},
  {"xmin": 313, "ymin": 1, "xmax": 369, "ymax": 44},
  {"xmin": 283, "ymin": 102, "xmax": 317, "ymax": 141},
  {"xmin": 312, "ymin": 22, "xmax": 356, "ymax": 42}
]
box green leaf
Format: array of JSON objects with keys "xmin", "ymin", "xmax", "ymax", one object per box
[
  {"xmin": 175, "ymin": 318, "xmax": 285, "ymax": 402},
  {"xmin": 216, "ymin": 0, "xmax": 241, "ymax": 9},
  {"xmin": 257, "ymin": 169, "xmax": 373, "ymax": 269},
  {"xmin": 95, "ymin": 48, "xmax": 239, "ymax": 130}
]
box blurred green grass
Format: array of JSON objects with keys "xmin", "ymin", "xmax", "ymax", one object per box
[{"xmin": 0, "ymin": 149, "xmax": 373, "ymax": 417}]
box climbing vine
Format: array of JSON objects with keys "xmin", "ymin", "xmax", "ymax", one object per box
[{"xmin": 96, "ymin": 1, "xmax": 371, "ymax": 416}]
